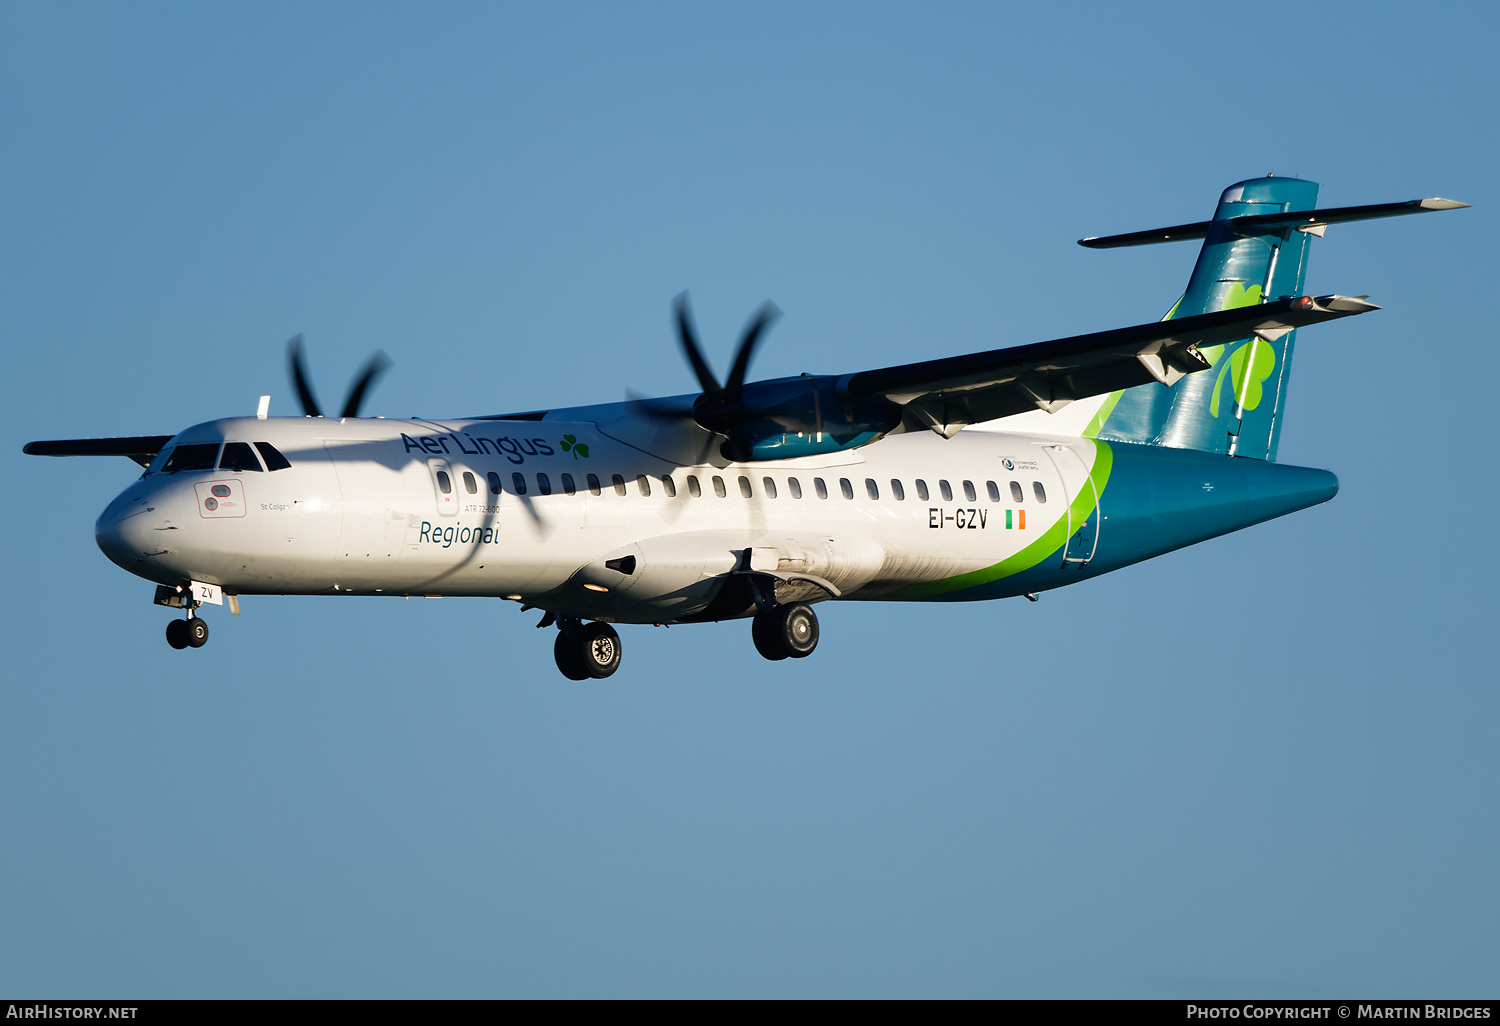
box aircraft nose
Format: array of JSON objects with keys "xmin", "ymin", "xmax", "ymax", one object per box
[{"xmin": 95, "ymin": 491, "xmax": 174, "ymax": 572}]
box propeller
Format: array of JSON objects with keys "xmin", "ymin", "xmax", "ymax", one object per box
[
  {"xmin": 673, "ymin": 293, "xmax": 779, "ymax": 415},
  {"xmin": 640, "ymin": 293, "xmax": 779, "ymax": 460},
  {"xmin": 287, "ymin": 334, "xmax": 392, "ymax": 418}
]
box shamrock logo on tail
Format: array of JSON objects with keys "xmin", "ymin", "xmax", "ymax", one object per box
[
  {"xmin": 1206, "ymin": 282, "xmax": 1277, "ymax": 417},
  {"xmin": 560, "ymin": 434, "xmax": 590, "ymax": 459}
]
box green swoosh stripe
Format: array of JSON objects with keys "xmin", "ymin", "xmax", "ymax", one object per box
[{"xmin": 885, "ymin": 440, "xmax": 1114, "ymax": 599}]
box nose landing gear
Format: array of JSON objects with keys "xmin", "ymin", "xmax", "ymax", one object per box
[
  {"xmin": 751, "ymin": 602, "xmax": 819, "ymax": 661},
  {"xmin": 165, "ymin": 615, "xmax": 209, "ymax": 650},
  {"xmin": 554, "ymin": 620, "xmax": 622, "ymax": 680},
  {"xmin": 156, "ymin": 583, "xmax": 211, "ymax": 650}
]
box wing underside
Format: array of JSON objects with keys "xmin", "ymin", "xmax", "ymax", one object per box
[{"xmin": 844, "ymin": 295, "xmax": 1377, "ymax": 436}]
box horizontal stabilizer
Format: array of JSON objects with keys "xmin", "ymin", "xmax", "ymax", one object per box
[
  {"xmin": 1079, "ymin": 197, "xmax": 1469, "ymax": 248},
  {"xmin": 24, "ymin": 435, "xmax": 173, "ymax": 467}
]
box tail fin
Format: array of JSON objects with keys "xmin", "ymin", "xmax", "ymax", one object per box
[{"xmin": 1080, "ymin": 177, "xmax": 1466, "ymax": 460}]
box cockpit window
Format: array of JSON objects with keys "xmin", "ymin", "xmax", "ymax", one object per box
[
  {"xmin": 254, "ymin": 442, "xmax": 292, "ymax": 471},
  {"xmin": 219, "ymin": 442, "xmax": 263, "ymax": 472},
  {"xmin": 162, "ymin": 443, "xmax": 220, "ymax": 474}
]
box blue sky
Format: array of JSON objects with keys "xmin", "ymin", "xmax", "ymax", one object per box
[{"xmin": 2, "ymin": 0, "xmax": 1495, "ymax": 997}]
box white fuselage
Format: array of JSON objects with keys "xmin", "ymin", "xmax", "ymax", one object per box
[{"xmin": 95, "ymin": 412, "xmax": 1105, "ymax": 623}]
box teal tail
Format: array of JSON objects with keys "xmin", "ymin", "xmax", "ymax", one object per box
[
  {"xmin": 1086, "ymin": 176, "xmax": 1321, "ymax": 461},
  {"xmin": 1079, "ymin": 179, "xmax": 1464, "ymax": 460}
]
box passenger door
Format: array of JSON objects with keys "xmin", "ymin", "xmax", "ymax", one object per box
[
  {"xmin": 1039, "ymin": 443, "xmax": 1101, "ymax": 566},
  {"xmin": 426, "ymin": 458, "xmax": 458, "ymax": 517}
]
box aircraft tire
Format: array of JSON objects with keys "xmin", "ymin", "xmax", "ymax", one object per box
[
  {"xmin": 781, "ymin": 604, "xmax": 819, "ymax": 659},
  {"xmin": 578, "ymin": 621, "xmax": 622, "ymax": 679},
  {"xmin": 753, "ymin": 604, "xmax": 819, "ymax": 660},
  {"xmin": 751, "ymin": 610, "xmax": 789, "ymax": 661},
  {"xmin": 165, "ymin": 619, "xmax": 190, "ymax": 650},
  {"xmin": 187, "ymin": 618, "xmax": 210, "ymax": 648},
  {"xmin": 553, "ymin": 629, "xmax": 591, "ymax": 681}
]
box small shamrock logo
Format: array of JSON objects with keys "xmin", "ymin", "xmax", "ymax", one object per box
[{"xmin": 560, "ymin": 434, "xmax": 590, "ymax": 459}]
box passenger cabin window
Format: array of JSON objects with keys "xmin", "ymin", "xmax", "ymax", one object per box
[
  {"xmin": 661, "ymin": 475, "xmax": 677, "ymax": 497},
  {"xmin": 762, "ymin": 477, "xmax": 777, "ymax": 499},
  {"xmin": 865, "ymin": 478, "xmax": 879, "ymax": 500},
  {"xmin": 218, "ymin": 442, "xmax": 262, "ymax": 472},
  {"xmin": 463, "ymin": 471, "xmax": 478, "ymax": 494},
  {"xmin": 687, "ymin": 475, "xmax": 702, "ymax": 497},
  {"xmin": 986, "ymin": 481, "xmax": 1000, "ymax": 502},
  {"xmin": 915, "ymin": 479, "xmax": 929, "ymax": 501},
  {"xmin": 562, "ymin": 473, "xmax": 577, "ymax": 496},
  {"xmin": 814, "ymin": 478, "xmax": 828, "ymax": 499},
  {"xmin": 1010, "ymin": 480, "xmax": 1024, "ymax": 503},
  {"xmin": 963, "ymin": 480, "xmax": 977, "ymax": 502},
  {"xmin": 587, "ymin": 473, "xmax": 602, "ymax": 496},
  {"xmin": 487, "ymin": 472, "xmax": 502, "ymax": 495},
  {"xmin": 512, "ymin": 472, "xmax": 527, "ymax": 495},
  {"xmin": 1033, "ymin": 481, "xmax": 1047, "ymax": 503},
  {"xmin": 162, "ymin": 443, "xmax": 219, "ymax": 474},
  {"xmin": 435, "ymin": 470, "xmax": 453, "ymax": 494},
  {"xmin": 712, "ymin": 476, "xmax": 727, "ymax": 498},
  {"xmin": 254, "ymin": 442, "xmax": 292, "ymax": 471},
  {"xmin": 738, "ymin": 476, "xmax": 752, "ymax": 498},
  {"xmin": 612, "ymin": 474, "xmax": 627, "ymax": 496},
  {"xmin": 637, "ymin": 475, "xmax": 652, "ymax": 497},
  {"xmin": 788, "ymin": 477, "xmax": 802, "ymax": 499},
  {"xmin": 939, "ymin": 480, "xmax": 953, "ymax": 502},
  {"xmin": 537, "ymin": 473, "xmax": 552, "ymax": 496},
  {"xmin": 890, "ymin": 479, "xmax": 905, "ymax": 501}
]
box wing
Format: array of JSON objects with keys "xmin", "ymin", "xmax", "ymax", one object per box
[
  {"xmin": 843, "ymin": 295, "xmax": 1377, "ymax": 436},
  {"xmin": 23, "ymin": 435, "xmax": 174, "ymax": 467}
]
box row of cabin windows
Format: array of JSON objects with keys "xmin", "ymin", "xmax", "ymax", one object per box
[
  {"xmin": 437, "ymin": 469, "xmax": 1048, "ymax": 505},
  {"xmin": 156, "ymin": 441, "xmax": 293, "ymax": 475}
]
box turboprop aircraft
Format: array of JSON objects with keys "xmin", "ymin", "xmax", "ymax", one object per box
[{"xmin": 25, "ymin": 177, "xmax": 1467, "ymax": 679}]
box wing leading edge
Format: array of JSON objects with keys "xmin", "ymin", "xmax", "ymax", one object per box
[{"xmin": 23, "ymin": 436, "xmax": 174, "ymax": 467}]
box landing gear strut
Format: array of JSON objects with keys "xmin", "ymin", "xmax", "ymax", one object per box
[
  {"xmin": 554, "ymin": 620, "xmax": 622, "ymax": 680},
  {"xmin": 752, "ymin": 603, "xmax": 819, "ymax": 661}
]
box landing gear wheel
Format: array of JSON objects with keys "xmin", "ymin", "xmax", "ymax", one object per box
[
  {"xmin": 554, "ymin": 629, "xmax": 591, "ymax": 680},
  {"xmin": 186, "ymin": 618, "xmax": 209, "ymax": 648},
  {"xmin": 752, "ymin": 603, "xmax": 819, "ymax": 660},
  {"xmin": 166, "ymin": 619, "xmax": 190, "ymax": 650},
  {"xmin": 752, "ymin": 611, "xmax": 788, "ymax": 661},
  {"xmin": 577, "ymin": 621, "xmax": 621, "ymax": 678},
  {"xmin": 554, "ymin": 622, "xmax": 622, "ymax": 680}
]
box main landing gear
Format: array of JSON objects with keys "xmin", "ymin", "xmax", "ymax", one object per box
[
  {"xmin": 751, "ymin": 602, "xmax": 819, "ymax": 661},
  {"xmin": 543, "ymin": 602, "xmax": 820, "ymax": 679},
  {"xmin": 554, "ymin": 619, "xmax": 622, "ymax": 680},
  {"xmin": 165, "ymin": 614, "xmax": 209, "ymax": 650}
]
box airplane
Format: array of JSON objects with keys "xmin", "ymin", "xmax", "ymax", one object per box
[{"xmin": 24, "ymin": 176, "xmax": 1467, "ymax": 679}]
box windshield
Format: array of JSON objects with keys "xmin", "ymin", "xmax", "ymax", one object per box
[{"xmin": 159, "ymin": 443, "xmax": 220, "ymax": 474}]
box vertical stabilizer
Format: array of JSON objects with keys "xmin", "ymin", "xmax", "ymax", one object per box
[{"xmin": 1087, "ymin": 176, "xmax": 1319, "ymax": 461}]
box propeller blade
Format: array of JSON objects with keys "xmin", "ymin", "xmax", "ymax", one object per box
[
  {"xmin": 674, "ymin": 293, "xmax": 722, "ymax": 395},
  {"xmin": 724, "ymin": 302, "xmax": 780, "ymax": 398},
  {"xmin": 287, "ymin": 334, "xmax": 323, "ymax": 417},
  {"xmin": 340, "ymin": 351, "xmax": 392, "ymax": 419}
]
